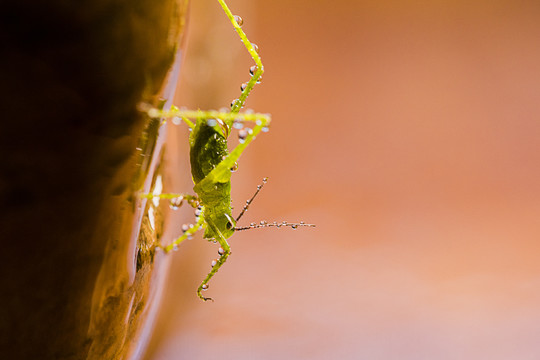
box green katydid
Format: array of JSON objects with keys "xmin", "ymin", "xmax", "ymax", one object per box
[{"xmin": 142, "ymin": 0, "xmax": 314, "ymax": 301}]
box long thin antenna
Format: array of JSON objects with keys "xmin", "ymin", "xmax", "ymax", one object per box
[
  {"xmin": 235, "ymin": 221, "xmax": 316, "ymax": 231},
  {"xmin": 235, "ymin": 177, "xmax": 268, "ymax": 222}
]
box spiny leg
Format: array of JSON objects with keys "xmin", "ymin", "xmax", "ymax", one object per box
[
  {"xmin": 219, "ymin": 113, "xmax": 269, "ymax": 174},
  {"xmin": 164, "ymin": 207, "xmax": 206, "ymax": 253},
  {"xmin": 217, "ymin": 0, "xmax": 264, "ymax": 113},
  {"xmin": 141, "ymin": 192, "xmax": 204, "ymax": 252},
  {"xmin": 197, "ymin": 219, "xmax": 231, "ymax": 302},
  {"xmin": 140, "ymin": 192, "xmax": 203, "ymax": 250},
  {"xmin": 139, "ymin": 192, "xmax": 200, "ymax": 209}
]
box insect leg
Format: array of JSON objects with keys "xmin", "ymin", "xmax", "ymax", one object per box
[
  {"xmin": 217, "ymin": 114, "xmax": 271, "ymax": 184},
  {"xmin": 197, "ymin": 219, "xmax": 231, "ymax": 302},
  {"xmin": 216, "ymin": 0, "xmax": 264, "ymax": 113},
  {"xmin": 139, "ymin": 192, "xmax": 200, "ymax": 208},
  {"xmin": 163, "ymin": 208, "xmax": 206, "ymax": 253}
]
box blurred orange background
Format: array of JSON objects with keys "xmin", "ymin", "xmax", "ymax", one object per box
[{"xmin": 145, "ymin": 0, "xmax": 540, "ymax": 358}]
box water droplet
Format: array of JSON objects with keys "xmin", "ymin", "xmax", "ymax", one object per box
[
  {"xmin": 170, "ymin": 197, "xmax": 184, "ymax": 210},
  {"xmin": 250, "ymin": 222, "xmax": 256, "ymax": 227},
  {"xmin": 240, "ymin": 83, "xmax": 248, "ymax": 92},
  {"xmin": 181, "ymin": 224, "xmax": 189, "ymax": 232},
  {"xmin": 230, "ymin": 162, "xmax": 239, "ymax": 172},
  {"xmin": 251, "ymin": 43, "xmax": 259, "ymax": 52},
  {"xmin": 233, "ymin": 120, "xmax": 244, "ymax": 129},
  {"xmin": 256, "ymin": 75, "xmax": 262, "ymax": 84},
  {"xmin": 173, "ymin": 244, "xmax": 179, "ymax": 251},
  {"xmin": 238, "ymin": 129, "xmax": 248, "ymax": 143},
  {"xmin": 211, "ymin": 259, "xmax": 218, "ymax": 267},
  {"xmin": 291, "ymin": 224, "xmax": 298, "ymax": 229},
  {"xmin": 249, "ymin": 65, "xmax": 258, "ymax": 76},
  {"xmin": 195, "ymin": 208, "xmax": 202, "ymax": 217},
  {"xmin": 218, "ymin": 247, "xmax": 225, "ymax": 256},
  {"xmin": 262, "ymin": 126, "xmax": 269, "ymax": 132},
  {"xmin": 202, "ymin": 284, "xmax": 209, "ymax": 290},
  {"xmin": 207, "ymin": 118, "xmax": 217, "ymax": 126},
  {"xmin": 172, "ymin": 117, "xmax": 181, "ymax": 125},
  {"xmin": 260, "ymin": 220, "xmax": 267, "ymax": 226},
  {"xmin": 234, "ymin": 15, "xmax": 243, "ymax": 27},
  {"xmin": 300, "ymin": 221, "xmax": 305, "ymax": 225},
  {"xmin": 256, "ymin": 119, "xmax": 262, "ymax": 126},
  {"xmin": 231, "ymin": 99, "xmax": 239, "ymax": 108},
  {"xmin": 148, "ymin": 108, "xmax": 160, "ymax": 118},
  {"xmin": 263, "ymin": 177, "xmax": 268, "ymax": 183}
]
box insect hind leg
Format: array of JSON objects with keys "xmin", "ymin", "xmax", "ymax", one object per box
[
  {"xmin": 197, "ymin": 219, "xmax": 232, "ymax": 302},
  {"xmin": 217, "ymin": 0, "xmax": 264, "ymax": 113}
]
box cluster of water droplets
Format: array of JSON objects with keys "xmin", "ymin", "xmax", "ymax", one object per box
[
  {"xmin": 169, "ymin": 223, "xmax": 196, "ymax": 249},
  {"xmin": 194, "ymin": 206, "xmax": 202, "ymax": 221},
  {"xmin": 238, "ymin": 128, "xmax": 252, "ymax": 143},
  {"xmin": 169, "ymin": 197, "xmax": 183, "ymax": 210},
  {"xmin": 169, "ymin": 195, "xmax": 199, "ymax": 210}
]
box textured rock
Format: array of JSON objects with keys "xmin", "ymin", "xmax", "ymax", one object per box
[{"xmin": 0, "ymin": 1, "xmax": 187, "ymax": 359}]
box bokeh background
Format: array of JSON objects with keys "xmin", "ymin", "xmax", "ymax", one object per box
[{"xmin": 145, "ymin": 0, "xmax": 540, "ymax": 359}]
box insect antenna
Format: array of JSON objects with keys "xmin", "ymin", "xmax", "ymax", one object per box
[
  {"xmin": 233, "ymin": 177, "xmax": 316, "ymax": 231},
  {"xmin": 235, "ymin": 177, "xmax": 268, "ymax": 222},
  {"xmin": 234, "ymin": 221, "xmax": 316, "ymax": 231}
]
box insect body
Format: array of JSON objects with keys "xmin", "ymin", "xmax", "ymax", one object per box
[
  {"xmin": 143, "ymin": 0, "xmax": 314, "ymax": 301},
  {"xmin": 159, "ymin": 112, "xmax": 274, "ymax": 301}
]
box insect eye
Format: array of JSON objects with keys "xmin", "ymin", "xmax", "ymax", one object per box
[{"xmin": 226, "ymin": 221, "xmax": 233, "ymax": 230}]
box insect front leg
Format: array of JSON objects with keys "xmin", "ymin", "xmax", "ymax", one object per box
[
  {"xmin": 197, "ymin": 219, "xmax": 231, "ymax": 302},
  {"xmin": 139, "ymin": 192, "xmax": 200, "ymax": 208},
  {"xmin": 164, "ymin": 213, "xmax": 206, "ymax": 253},
  {"xmin": 140, "ymin": 192, "xmax": 205, "ymax": 252}
]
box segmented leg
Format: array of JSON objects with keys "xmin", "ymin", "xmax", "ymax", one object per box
[
  {"xmin": 164, "ymin": 213, "xmax": 206, "ymax": 252},
  {"xmin": 139, "ymin": 192, "xmax": 200, "ymax": 208},
  {"xmin": 210, "ymin": 115, "xmax": 269, "ymax": 179},
  {"xmin": 217, "ymin": 0, "xmax": 264, "ymax": 113},
  {"xmin": 141, "ymin": 192, "xmax": 204, "ymax": 252},
  {"xmin": 197, "ymin": 218, "xmax": 231, "ymax": 301}
]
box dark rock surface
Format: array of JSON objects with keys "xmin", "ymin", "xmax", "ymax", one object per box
[{"xmin": 0, "ymin": 1, "xmax": 187, "ymax": 358}]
